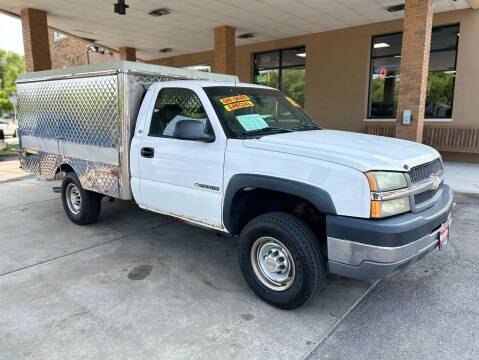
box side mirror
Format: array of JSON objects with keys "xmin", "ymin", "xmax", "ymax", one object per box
[{"xmin": 173, "ymin": 119, "xmax": 215, "ymax": 143}]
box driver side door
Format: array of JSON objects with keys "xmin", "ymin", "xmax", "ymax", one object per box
[{"xmin": 137, "ymin": 86, "xmax": 226, "ymax": 229}]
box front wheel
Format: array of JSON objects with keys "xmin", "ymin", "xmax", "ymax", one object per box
[
  {"xmin": 61, "ymin": 172, "xmax": 102, "ymax": 225},
  {"xmin": 238, "ymin": 212, "xmax": 325, "ymax": 309}
]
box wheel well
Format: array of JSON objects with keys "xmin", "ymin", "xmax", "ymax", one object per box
[
  {"xmin": 227, "ymin": 188, "xmax": 326, "ymax": 242},
  {"xmin": 55, "ymin": 164, "xmax": 75, "ymax": 178}
]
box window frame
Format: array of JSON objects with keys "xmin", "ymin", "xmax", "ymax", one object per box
[
  {"xmin": 147, "ymin": 87, "xmax": 214, "ymax": 140},
  {"xmin": 367, "ymin": 23, "xmax": 460, "ymax": 120},
  {"xmin": 253, "ymin": 46, "xmax": 306, "ymax": 100}
]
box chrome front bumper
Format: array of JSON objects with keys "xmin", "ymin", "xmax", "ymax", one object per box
[{"xmin": 326, "ymin": 185, "xmax": 453, "ymax": 280}]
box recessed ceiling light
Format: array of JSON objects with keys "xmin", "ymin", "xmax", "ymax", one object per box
[
  {"xmin": 149, "ymin": 8, "xmax": 170, "ymax": 17},
  {"xmin": 238, "ymin": 33, "xmax": 255, "ymax": 39},
  {"xmin": 386, "ymin": 4, "xmax": 405, "ymax": 12},
  {"xmin": 374, "ymin": 42, "xmax": 390, "ymax": 49},
  {"xmin": 159, "ymin": 48, "xmax": 173, "ymax": 53},
  {"xmin": 296, "ymin": 52, "xmax": 306, "ymax": 58}
]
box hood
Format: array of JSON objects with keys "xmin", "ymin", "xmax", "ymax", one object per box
[{"xmin": 243, "ymin": 130, "xmax": 440, "ymax": 172}]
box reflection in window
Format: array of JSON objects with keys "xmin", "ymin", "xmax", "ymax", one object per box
[
  {"xmin": 368, "ymin": 24, "xmax": 459, "ymax": 119},
  {"xmin": 254, "ymin": 47, "xmax": 306, "ymax": 106},
  {"xmin": 182, "ymin": 64, "xmax": 211, "ymax": 72}
]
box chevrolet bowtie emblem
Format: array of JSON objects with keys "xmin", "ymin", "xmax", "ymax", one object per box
[{"xmin": 431, "ymin": 176, "xmax": 442, "ymax": 190}]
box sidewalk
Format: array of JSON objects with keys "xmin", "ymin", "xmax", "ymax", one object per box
[
  {"xmin": 443, "ymin": 161, "xmax": 479, "ymax": 194},
  {"xmin": 0, "ymin": 158, "xmax": 30, "ymax": 183}
]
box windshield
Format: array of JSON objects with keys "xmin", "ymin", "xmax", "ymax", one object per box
[{"xmin": 203, "ymin": 86, "xmax": 320, "ymax": 138}]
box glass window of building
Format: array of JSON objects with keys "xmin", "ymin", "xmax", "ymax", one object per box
[
  {"xmin": 182, "ymin": 64, "xmax": 211, "ymax": 72},
  {"xmin": 254, "ymin": 47, "xmax": 306, "ymax": 106},
  {"xmin": 368, "ymin": 24, "xmax": 459, "ymax": 119}
]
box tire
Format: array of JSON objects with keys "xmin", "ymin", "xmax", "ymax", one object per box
[
  {"xmin": 238, "ymin": 212, "xmax": 325, "ymax": 309},
  {"xmin": 61, "ymin": 172, "xmax": 102, "ymax": 225}
]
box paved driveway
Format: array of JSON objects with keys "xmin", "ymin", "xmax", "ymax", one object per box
[
  {"xmin": 1, "ymin": 161, "xmax": 477, "ymax": 360},
  {"xmin": 0, "ymin": 176, "xmax": 372, "ymax": 360},
  {"xmin": 310, "ymin": 200, "xmax": 479, "ymax": 360}
]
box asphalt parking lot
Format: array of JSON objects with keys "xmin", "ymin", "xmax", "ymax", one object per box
[{"xmin": 0, "ymin": 160, "xmax": 478, "ymax": 360}]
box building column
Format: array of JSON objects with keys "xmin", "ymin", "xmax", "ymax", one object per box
[
  {"xmin": 395, "ymin": 0, "xmax": 434, "ymax": 143},
  {"xmin": 20, "ymin": 8, "xmax": 52, "ymax": 72},
  {"xmin": 213, "ymin": 26, "xmax": 235, "ymax": 75},
  {"xmin": 119, "ymin": 47, "xmax": 136, "ymax": 61}
]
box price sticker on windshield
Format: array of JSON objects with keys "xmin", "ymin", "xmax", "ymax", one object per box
[
  {"xmin": 224, "ymin": 100, "xmax": 254, "ymax": 112},
  {"xmin": 219, "ymin": 95, "xmax": 250, "ymax": 105},
  {"xmin": 237, "ymin": 114, "xmax": 269, "ymax": 131},
  {"xmin": 285, "ymin": 96, "xmax": 300, "ymax": 107}
]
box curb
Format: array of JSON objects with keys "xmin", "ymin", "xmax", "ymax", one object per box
[{"xmin": 453, "ymin": 191, "xmax": 479, "ymax": 205}]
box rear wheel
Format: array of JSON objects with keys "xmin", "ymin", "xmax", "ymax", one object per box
[
  {"xmin": 61, "ymin": 172, "xmax": 102, "ymax": 225},
  {"xmin": 238, "ymin": 212, "xmax": 325, "ymax": 309}
]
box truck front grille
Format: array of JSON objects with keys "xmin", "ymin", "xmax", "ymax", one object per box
[
  {"xmin": 414, "ymin": 188, "xmax": 438, "ymax": 205},
  {"xmin": 409, "ymin": 158, "xmax": 443, "ymax": 184}
]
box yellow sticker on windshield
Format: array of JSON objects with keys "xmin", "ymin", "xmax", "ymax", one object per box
[
  {"xmin": 220, "ymin": 95, "xmax": 250, "ymax": 105},
  {"xmin": 224, "ymin": 100, "xmax": 254, "ymax": 112},
  {"xmin": 285, "ymin": 96, "xmax": 300, "ymax": 107}
]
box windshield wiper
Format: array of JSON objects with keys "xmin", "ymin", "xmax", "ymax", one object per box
[
  {"xmin": 239, "ymin": 127, "xmax": 294, "ymax": 137},
  {"xmin": 290, "ymin": 124, "xmax": 322, "ymax": 131}
]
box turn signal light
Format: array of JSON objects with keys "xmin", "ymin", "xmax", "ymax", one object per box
[
  {"xmin": 366, "ymin": 172, "xmax": 378, "ymax": 192},
  {"xmin": 371, "ymin": 200, "xmax": 381, "ymax": 218}
]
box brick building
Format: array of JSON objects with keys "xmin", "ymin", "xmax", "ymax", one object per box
[
  {"xmin": 2, "ymin": 0, "xmax": 479, "ymax": 157},
  {"xmin": 48, "ymin": 30, "xmax": 117, "ymax": 69}
]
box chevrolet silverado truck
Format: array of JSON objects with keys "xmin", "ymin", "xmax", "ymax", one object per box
[{"xmin": 17, "ymin": 61, "xmax": 453, "ymax": 309}]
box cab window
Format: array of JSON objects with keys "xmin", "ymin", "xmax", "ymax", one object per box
[{"xmin": 148, "ymin": 88, "xmax": 213, "ymax": 138}]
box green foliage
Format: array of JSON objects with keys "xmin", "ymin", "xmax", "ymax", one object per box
[
  {"xmin": 0, "ymin": 49, "xmax": 25, "ymax": 114},
  {"xmin": 427, "ymin": 72, "xmax": 454, "ymax": 106},
  {"xmin": 0, "ymin": 143, "xmax": 19, "ymax": 156},
  {"xmin": 256, "ymin": 68, "xmax": 305, "ymax": 106},
  {"xmin": 282, "ymin": 68, "xmax": 305, "ymax": 106}
]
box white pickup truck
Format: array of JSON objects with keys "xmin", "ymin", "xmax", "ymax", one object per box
[{"xmin": 17, "ymin": 61, "xmax": 452, "ymax": 309}]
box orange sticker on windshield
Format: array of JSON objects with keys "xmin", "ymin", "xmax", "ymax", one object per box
[
  {"xmin": 285, "ymin": 96, "xmax": 300, "ymax": 107},
  {"xmin": 220, "ymin": 95, "xmax": 250, "ymax": 105},
  {"xmin": 224, "ymin": 100, "xmax": 254, "ymax": 112}
]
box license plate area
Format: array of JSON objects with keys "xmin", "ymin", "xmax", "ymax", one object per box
[{"xmin": 438, "ymin": 217, "xmax": 451, "ymax": 250}]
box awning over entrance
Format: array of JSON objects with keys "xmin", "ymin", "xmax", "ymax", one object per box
[{"xmin": 0, "ymin": 0, "xmax": 473, "ymax": 61}]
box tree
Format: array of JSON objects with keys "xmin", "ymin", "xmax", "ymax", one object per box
[{"xmin": 0, "ymin": 49, "xmax": 25, "ymax": 114}]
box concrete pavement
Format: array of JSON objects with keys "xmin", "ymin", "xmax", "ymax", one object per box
[
  {"xmin": 0, "ymin": 177, "xmax": 373, "ymax": 360},
  {"xmin": 1, "ymin": 158, "xmax": 478, "ymax": 359},
  {"xmin": 309, "ymin": 199, "xmax": 479, "ymax": 360}
]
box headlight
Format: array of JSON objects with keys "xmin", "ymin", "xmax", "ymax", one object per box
[
  {"xmin": 366, "ymin": 171, "xmax": 407, "ymax": 192},
  {"xmin": 371, "ymin": 197, "xmax": 410, "ymax": 218},
  {"xmin": 366, "ymin": 171, "xmax": 410, "ymax": 218}
]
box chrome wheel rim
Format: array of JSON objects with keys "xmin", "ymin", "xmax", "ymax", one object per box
[
  {"xmin": 66, "ymin": 183, "xmax": 81, "ymax": 215},
  {"xmin": 251, "ymin": 236, "xmax": 295, "ymax": 292}
]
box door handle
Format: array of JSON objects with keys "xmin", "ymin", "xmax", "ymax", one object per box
[{"xmin": 141, "ymin": 147, "xmax": 154, "ymax": 158}]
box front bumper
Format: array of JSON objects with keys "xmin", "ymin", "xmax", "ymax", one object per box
[{"xmin": 326, "ymin": 184, "xmax": 453, "ymax": 280}]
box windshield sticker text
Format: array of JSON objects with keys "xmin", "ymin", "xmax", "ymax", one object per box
[
  {"xmin": 219, "ymin": 95, "xmax": 250, "ymax": 105},
  {"xmin": 224, "ymin": 100, "xmax": 254, "ymax": 112}
]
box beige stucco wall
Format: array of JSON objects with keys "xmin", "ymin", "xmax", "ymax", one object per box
[{"xmin": 148, "ymin": 9, "xmax": 478, "ymax": 132}]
